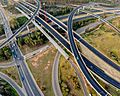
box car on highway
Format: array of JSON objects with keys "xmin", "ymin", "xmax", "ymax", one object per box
[
  {"xmin": 17, "ymin": 65, "xmax": 20, "ymax": 68},
  {"xmin": 21, "ymin": 76, "xmax": 25, "ymax": 81}
]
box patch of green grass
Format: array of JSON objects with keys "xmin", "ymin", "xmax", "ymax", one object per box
[
  {"xmin": 16, "ymin": 16, "xmax": 28, "ymax": 27},
  {"xmin": 59, "ymin": 56, "xmax": 84, "ymax": 96},
  {"xmin": 27, "ymin": 46, "xmax": 57, "ymax": 96},
  {"xmin": 85, "ymin": 73, "xmax": 120, "ymax": 96},
  {"xmin": 94, "ymin": 74, "xmax": 120, "ymax": 96},
  {"xmin": 82, "ymin": 24, "xmax": 120, "ymax": 65},
  {"xmin": 0, "ymin": 67, "xmax": 21, "ymax": 86}
]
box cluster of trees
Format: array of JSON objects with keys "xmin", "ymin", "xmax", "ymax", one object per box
[
  {"xmin": 73, "ymin": 18, "xmax": 97, "ymax": 30},
  {"xmin": 0, "ymin": 78, "xmax": 18, "ymax": 96},
  {"xmin": 0, "ymin": 30, "xmax": 48, "ymax": 62},
  {"xmin": 0, "ymin": 29, "xmax": 48, "ymax": 61},
  {"xmin": 45, "ymin": 0, "xmax": 113, "ymax": 5},
  {"xmin": 59, "ymin": 57, "xmax": 81, "ymax": 96},
  {"xmin": 0, "ymin": 16, "xmax": 27, "ymax": 36},
  {"xmin": 16, "ymin": 16, "xmax": 28, "ymax": 27},
  {"xmin": 17, "ymin": 30, "xmax": 48, "ymax": 48},
  {"xmin": 60, "ymin": 82, "xmax": 70, "ymax": 96},
  {"xmin": 60, "ymin": 76, "xmax": 81, "ymax": 96},
  {"xmin": 48, "ymin": 6, "xmax": 73, "ymax": 16},
  {"xmin": 0, "ymin": 47, "xmax": 12, "ymax": 61},
  {"xmin": 10, "ymin": 16, "xmax": 28, "ymax": 31}
]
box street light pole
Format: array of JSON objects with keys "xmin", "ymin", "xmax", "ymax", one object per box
[
  {"xmin": 40, "ymin": 0, "xmax": 42, "ymax": 9},
  {"xmin": 43, "ymin": 2, "xmax": 47, "ymax": 22}
]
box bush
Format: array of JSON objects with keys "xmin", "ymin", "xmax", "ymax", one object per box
[
  {"xmin": 0, "ymin": 24, "xmax": 5, "ymax": 35},
  {"xmin": 73, "ymin": 18, "xmax": 97, "ymax": 30},
  {"xmin": 17, "ymin": 31, "xmax": 48, "ymax": 47},
  {"xmin": 0, "ymin": 46, "xmax": 12, "ymax": 61},
  {"xmin": 48, "ymin": 6, "xmax": 73, "ymax": 16},
  {"xmin": 17, "ymin": 16, "xmax": 28, "ymax": 27},
  {"xmin": 0, "ymin": 78, "xmax": 18, "ymax": 96}
]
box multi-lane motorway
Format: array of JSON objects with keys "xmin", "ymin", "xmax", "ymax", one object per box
[
  {"xmin": 68, "ymin": 5, "xmax": 108, "ymax": 96},
  {"xmin": 17, "ymin": 0, "xmax": 119, "ymax": 85},
  {"xmin": 0, "ymin": 1, "xmax": 120, "ymax": 96},
  {"xmin": 17, "ymin": 2, "xmax": 120, "ymax": 95}
]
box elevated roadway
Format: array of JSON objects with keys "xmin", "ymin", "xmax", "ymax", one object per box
[{"xmin": 68, "ymin": 5, "xmax": 109, "ymax": 96}]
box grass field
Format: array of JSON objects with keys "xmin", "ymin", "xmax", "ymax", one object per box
[
  {"xmin": 59, "ymin": 56, "xmax": 84, "ymax": 96},
  {"xmin": 27, "ymin": 46, "xmax": 57, "ymax": 96},
  {"xmin": 81, "ymin": 19, "xmax": 120, "ymax": 95},
  {"xmin": 82, "ymin": 23, "xmax": 120, "ymax": 65}
]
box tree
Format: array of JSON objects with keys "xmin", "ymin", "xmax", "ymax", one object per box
[
  {"xmin": 0, "ymin": 24, "xmax": 4, "ymax": 35},
  {"xmin": 17, "ymin": 16, "xmax": 28, "ymax": 27},
  {"xmin": 2, "ymin": 47, "xmax": 11, "ymax": 60},
  {"xmin": 9, "ymin": 17, "xmax": 19, "ymax": 30}
]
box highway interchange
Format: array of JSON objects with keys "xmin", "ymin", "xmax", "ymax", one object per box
[
  {"xmin": 0, "ymin": 1, "xmax": 120, "ymax": 96},
  {"xmin": 16, "ymin": 2, "xmax": 120, "ymax": 96},
  {"xmin": 18, "ymin": 0, "xmax": 120, "ymax": 84},
  {"xmin": 19, "ymin": 1, "xmax": 120, "ymax": 73}
]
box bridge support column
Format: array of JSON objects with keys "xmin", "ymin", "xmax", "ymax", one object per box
[
  {"xmin": 83, "ymin": 6, "xmax": 85, "ymax": 10},
  {"xmin": 27, "ymin": 25, "xmax": 30, "ymax": 33}
]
